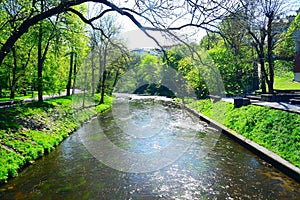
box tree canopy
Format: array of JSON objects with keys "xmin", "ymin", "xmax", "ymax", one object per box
[{"xmin": 0, "ymin": 0, "xmax": 299, "ymax": 102}]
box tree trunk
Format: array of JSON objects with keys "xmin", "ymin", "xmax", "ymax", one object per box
[
  {"xmin": 258, "ymin": 31, "xmax": 267, "ymax": 94},
  {"xmin": 111, "ymin": 68, "xmax": 120, "ymax": 95},
  {"xmin": 260, "ymin": 67, "xmax": 266, "ymax": 94},
  {"xmin": 91, "ymin": 49, "xmax": 95, "ymax": 96},
  {"xmin": 100, "ymin": 70, "xmax": 107, "ymax": 104},
  {"xmin": 82, "ymin": 71, "xmax": 87, "ymax": 108},
  {"xmin": 266, "ymin": 14, "xmax": 274, "ymax": 94},
  {"xmin": 72, "ymin": 53, "xmax": 77, "ymax": 95},
  {"xmin": 66, "ymin": 52, "xmax": 73, "ymax": 96},
  {"xmin": 37, "ymin": 0, "xmax": 44, "ymax": 102},
  {"xmin": 96, "ymin": 48, "xmax": 103, "ymax": 93},
  {"xmin": 251, "ymin": 45, "xmax": 259, "ymax": 91},
  {"xmin": 10, "ymin": 48, "xmax": 17, "ymax": 99},
  {"xmin": 258, "ymin": 52, "xmax": 267, "ymax": 93},
  {"xmin": 99, "ymin": 43, "xmax": 108, "ymax": 104},
  {"xmin": 22, "ymin": 62, "xmax": 28, "ymax": 96},
  {"xmin": 99, "ymin": 46, "xmax": 108, "ymax": 104}
]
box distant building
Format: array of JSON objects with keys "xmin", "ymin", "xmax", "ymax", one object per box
[
  {"xmin": 273, "ymin": 15, "xmax": 295, "ymax": 34},
  {"xmin": 131, "ymin": 47, "xmax": 162, "ymax": 56},
  {"xmin": 131, "ymin": 48, "xmax": 147, "ymax": 55}
]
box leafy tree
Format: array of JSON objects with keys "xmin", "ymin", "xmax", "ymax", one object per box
[
  {"xmin": 0, "ymin": 0, "xmax": 233, "ymax": 67},
  {"xmin": 0, "ymin": 1, "xmax": 89, "ymax": 101},
  {"xmin": 275, "ymin": 13, "xmax": 300, "ymax": 60},
  {"xmin": 230, "ymin": 0, "xmax": 299, "ymax": 93},
  {"xmin": 89, "ymin": 14, "xmax": 126, "ymax": 104},
  {"xmin": 274, "ymin": 12, "xmax": 300, "ymax": 76},
  {"xmin": 206, "ymin": 39, "xmax": 255, "ymax": 95}
]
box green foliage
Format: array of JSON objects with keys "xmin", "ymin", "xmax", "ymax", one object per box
[
  {"xmin": 274, "ymin": 60, "xmax": 294, "ymax": 77},
  {"xmin": 95, "ymin": 95, "xmax": 114, "ymax": 113},
  {"xmin": 95, "ymin": 104, "xmax": 110, "ymax": 113},
  {"xmin": 273, "ymin": 13, "xmax": 300, "ymax": 78},
  {"xmin": 275, "ymin": 13, "xmax": 300, "ymax": 61},
  {"xmin": 206, "ymin": 38, "xmax": 255, "ymax": 95},
  {"xmin": 165, "ymin": 47, "xmax": 211, "ymax": 99},
  {"xmin": 166, "ymin": 37, "xmax": 256, "ymax": 98},
  {"xmin": 191, "ymin": 100, "xmax": 300, "ymax": 168},
  {"xmin": 0, "ymin": 94, "xmax": 113, "ymax": 183},
  {"xmin": 274, "ymin": 75, "xmax": 300, "ymax": 90},
  {"xmin": 0, "ymin": 148, "xmax": 25, "ymax": 182},
  {"xmin": 0, "ymin": 2, "xmax": 89, "ymax": 100}
]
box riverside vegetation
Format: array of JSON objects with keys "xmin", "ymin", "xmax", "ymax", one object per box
[
  {"xmin": 190, "ymin": 100, "xmax": 300, "ymax": 168},
  {"xmin": 0, "ymin": 94, "xmax": 113, "ymax": 183}
]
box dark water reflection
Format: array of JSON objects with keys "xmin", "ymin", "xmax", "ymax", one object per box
[{"xmin": 1, "ymin": 97, "xmax": 300, "ymax": 199}]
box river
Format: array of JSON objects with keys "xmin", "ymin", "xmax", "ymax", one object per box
[{"xmin": 1, "ymin": 95, "xmax": 300, "ymax": 199}]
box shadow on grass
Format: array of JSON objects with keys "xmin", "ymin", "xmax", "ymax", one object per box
[{"xmin": 0, "ymin": 101, "xmax": 56, "ymax": 131}]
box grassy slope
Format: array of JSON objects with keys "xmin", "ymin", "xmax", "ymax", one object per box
[
  {"xmin": 190, "ymin": 100, "xmax": 300, "ymax": 168},
  {"xmin": 274, "ymin": 74, "xmax": 300, "ymax": 90},
  {"xmin": 0, "ymin": 94, "xmax": 113, "ymax": 183},
  {"xmin": 0, "ymin": 91, "xmax": 62, "ymax": 102}
]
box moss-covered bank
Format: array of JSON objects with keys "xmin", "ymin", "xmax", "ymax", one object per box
[
  {"xmin": 189, "ymin": 99, "xmax": 300, "ymax": 168},
  {"xmin": 0, "ymin": 94, "xmax": 113, "ymax": 184}
]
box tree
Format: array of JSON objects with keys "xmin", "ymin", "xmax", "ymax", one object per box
[
  {"xmin": 0, "ymin": 0, "xmax": 233, "ymax": 67},
  {"xmin": 273, "ymin": 12, "xmax": 300, "ymax": 76},
  {"xmin": 88, "ymin": 14, "xmax": 126, "ymax": 104},
  {"xmin": 275, "ymin": 12, "xmax": 300, "ymax": 61},
  {"xmin": 62, "ymin": 5, "xmax": 89, "ymax": 96},
  {"xmin": 0, "ymin": 1, "xmax": 36, "ymax": 99},
  {"xmin": 0, "ymin": 1, "xmax": 89, "ymax": 101},
  {"xmin": 232, "ymin": 0, "xmax": 299, "ymax": 93},
  {"xmin": 208, "ymin": 13, "xmax": 260, "ymax": 94}
]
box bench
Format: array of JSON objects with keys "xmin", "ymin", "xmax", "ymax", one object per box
[
  {"xmin": 246, "ymin": 95, "xmax": 261, "ymax": 101},
  {"xmin": 234, "ymin": 97, "xmax": 251, "ymax": 108},
  {"xmin": 260, "ymin": 93, "xmax": 300, "ymax": 102},
  {"xmin": 291, "ymin": 97, "xmax": 300, "ymax": 105},
  {"xmin": 274, "ymin": 89, "xmax": 300, "ymax": 94}
]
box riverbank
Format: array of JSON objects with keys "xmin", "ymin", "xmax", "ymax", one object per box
[
  {"xmin": 0, "ymin": 94, "xmax": 113, "ymax": 184},
  {"xmin": 189, "ymin": 99, "xmax": 300, "ymax": 169}
]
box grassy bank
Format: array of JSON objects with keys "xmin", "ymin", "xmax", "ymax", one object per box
[
  {"xmin": 189, "ymin": 100, "xmax": 300, "ymax": 168},
  {"xmin": 274, "ymin": 75, "xmax": 300, "ymax": 90},
  {"xmin": 0, "ymin": 94, "xmax": 113, "ymax": 183}
]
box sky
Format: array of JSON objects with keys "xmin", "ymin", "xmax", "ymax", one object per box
[
  {"xmin": 118, "ymin": 17, "xmax": 206, "ymax": 50},
  {"xmin": 118, "ymin": 4, "xmax": 207, "ymax": 49},
  {"xmin": 86, "ymin": 1, "xmax": 207, "ymax": 50},
  {"xmin": 120, "ymin": 28, "xmax": 206, "ymax": 50}
]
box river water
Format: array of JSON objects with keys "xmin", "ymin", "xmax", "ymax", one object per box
[{"xmin": 1, "ymin": 95, "xmax": 300, "ymax": 199}]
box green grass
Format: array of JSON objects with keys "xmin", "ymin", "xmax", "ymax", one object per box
[
  {"xmin": 0, "ymin": 90, "xmax": 67, "ymax": 102},
  {"xmin": 0, "ymin": 93, "xmax": 113, "ymax": 184},
  {"xmin": 0, "ymin": 92, "xmax": 37, "ymax": 102},
  {"xmin": 190, "ymin": 100, "xmax": 300, "ymax": 168},
  {"xmin": 274, "ymin": 74, "xmax": 300, "ymax": 90}
]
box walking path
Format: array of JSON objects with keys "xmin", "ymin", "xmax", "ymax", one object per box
[
  {"xmin": 2, "ymin": 91, "xmax": 300, "ymax": 114},
  {"xmin": 0, "ymin": 89, "xmax": 82, "ymax": 109},
  {"xmin": 222, "ymin": 98, "xmax": 300, "ymax": 114}
]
